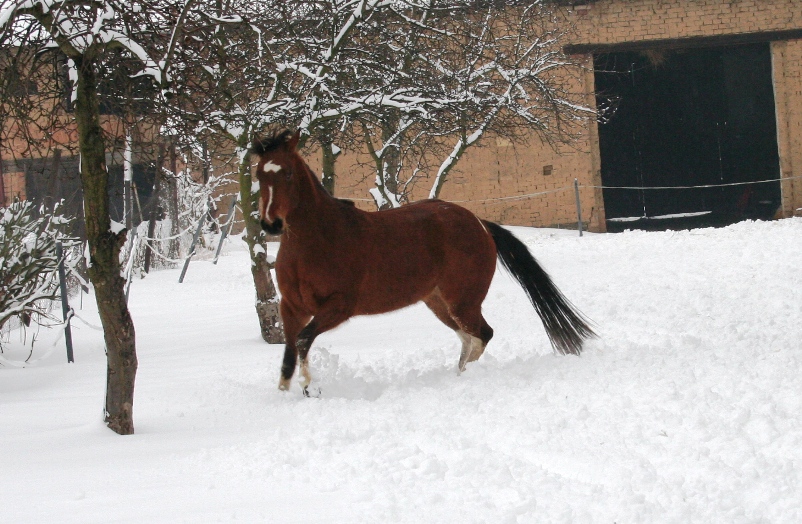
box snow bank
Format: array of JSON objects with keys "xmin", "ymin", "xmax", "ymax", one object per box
[{"xmin": 1, "ymin": 219, "xmax": 801, "ymax": 522}]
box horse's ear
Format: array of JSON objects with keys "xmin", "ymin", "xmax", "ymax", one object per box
[{"xmin": 287, "ymin": 129, "xmax": 301, "ymax": 152}]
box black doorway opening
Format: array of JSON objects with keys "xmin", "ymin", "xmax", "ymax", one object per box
[{"xmin": 594, "ymin": 43, "xmax": 781, "ymax": 231}]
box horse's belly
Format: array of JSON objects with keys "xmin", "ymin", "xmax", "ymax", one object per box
[{"xmin": 353, "ymin": 265, "xmax": 436, "ymax": 316}]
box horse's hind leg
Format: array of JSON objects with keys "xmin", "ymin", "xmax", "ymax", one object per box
[
  {"xmin": 436, "ymin": 282, "xmax": 494, "ymax": 371},
  {"xmin": 453, "ymin": 306, "xmax": 494, "ymax": 372},
  {"xmin": 424, "ymin": 290, "xmax": 490, "ymax": 373}
]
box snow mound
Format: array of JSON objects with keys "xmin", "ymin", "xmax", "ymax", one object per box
[{"xmin": 2, "ymin": 218, "xmax": 801, "ymax": 522}]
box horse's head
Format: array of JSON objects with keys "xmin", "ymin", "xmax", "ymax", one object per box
[{"xmin": 251, "ymin": 129, "xmax": 302, "ymax": 235}]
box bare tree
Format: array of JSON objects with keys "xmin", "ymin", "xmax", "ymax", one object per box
[
  {"xmin": 171, "ymin": 2, "xmax": 287, "ymax": 343},
  {"xmin": 0, "ymin": 0, "xmax": 198, "ymax": 435},
  {"xmin": 216, "ymin": 1, "xmax": 589, "ymax": 207},
  {"xmin": 0, "ymin": 200, "xmax": 76, "ymax": 336},
  {"xmin": 353, "ymin": 2, "xmax": 591, "ymax": 206}
]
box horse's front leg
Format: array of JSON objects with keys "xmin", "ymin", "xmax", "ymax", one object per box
[
  {"xmin": 278, "ymin": 300, "xmax": 311, "ymax": 392},
  {"xmin": 293, "ymin": 294, "xmax": 354, "ymax": 396}
]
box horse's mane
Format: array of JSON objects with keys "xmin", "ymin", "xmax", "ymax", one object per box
[
  {"xmin": 250, "ymin": 129, "xmax": 294, "ymax": 156},
  {"xmin": 250, "ymin": 129, "xmax": 336, "ymax": 200}
]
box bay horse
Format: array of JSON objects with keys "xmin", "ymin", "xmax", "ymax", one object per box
[{"xmin": 251, "ymin": 129, "xmax": 596, "ymax": 395}]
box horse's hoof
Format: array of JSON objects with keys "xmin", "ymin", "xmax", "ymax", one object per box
[{"xmin": 302, "ymin": 386, "xmax": 322, "ymax": 398}]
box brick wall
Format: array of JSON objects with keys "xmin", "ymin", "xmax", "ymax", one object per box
[
  {"xmin": 570, "ymin": 0, "xmax": 802, "ymax": 43},
  {"xmin": 306, "ymin": 128, "xmax": 604, "ymax": 231},
  {"xmin": 324, "ymin": 0, "xmax": 802, "ymax": 230},
  {"xmin": 2, "ymin": 171, "xmax": 26, "ymax": 203},
  {"xmin": 311, "ymin": 53, "xmax": 604, "ymax": 231},
  {"xmin": 8, "ymin": 1, "xmax": 799, "ymax": 227}
]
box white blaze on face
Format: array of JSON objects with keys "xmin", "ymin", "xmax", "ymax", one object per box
[
  {"xmin": 260, "ymin": 160, "xmax": 281, "ymax": 222},
  {"xmin": 258, "ymin": 183, "xmax": 274, "ymax": 222},
  {"xmin": 265, "ymin": 186, "xmax": 274, "ymax": 221},
  {"xmin": 263, "ymin": 160, "xmax": 282, "ymax": 173}
]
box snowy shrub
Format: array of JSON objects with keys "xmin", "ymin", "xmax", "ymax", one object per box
[{"xmin": 0, "ymin": 200, "xmax": 77, "ymax": 336}]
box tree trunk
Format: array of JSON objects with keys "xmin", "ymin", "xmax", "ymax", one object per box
[
  {"xmin": 0, "ymin": 137, "xmax": 5, "ymax": 207},
  {"xmin": 167, "ymin": 140, "xmax": 180, "ymax": 260},
  {"xmin": 237, "ymin": 145, "xmax": 284, "ymax": 344},
  {"xmin": 321, "ymin": 140, "xmax": 336, "ymax": 196},
  {"xmin": 429, "ymin": 135, "xmax": 467, "ymax": 200},
  {"xmin": 319, "ymin": 122, "xmax": 339, "ymax": 195},
  {"xmin": 75, "ymin": 57, "xmax": 137, "ymax": 435},
  {"xmin": 381, "ymin": 118, "xmax": 402, "ymax": 197}
]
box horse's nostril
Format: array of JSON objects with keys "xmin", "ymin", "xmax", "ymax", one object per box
[{"xmin": 261, "ymin": 218, "xmax": 284, "ymax": 235}]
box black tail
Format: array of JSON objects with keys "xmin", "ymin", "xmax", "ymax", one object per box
[{"xmin": 484, "ymin": 221, "xmax": 596, "ymax": 355}]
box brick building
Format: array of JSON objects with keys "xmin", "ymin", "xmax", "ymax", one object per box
[
  {"xmin": 323, "ymin": 0, "xmax": 802, "ymax": 232},
  {"xmin": 4, "ymin": 1, "xmax": 801, "ymax": 233}
]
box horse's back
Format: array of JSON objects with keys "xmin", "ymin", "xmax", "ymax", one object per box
[
  {"xmin": 353, "ymin": 200, "xmax": 497, "ymax": 315},
  {"xmin": 365, "ymin": 199, "xmax": 492, "ymax": 258}
]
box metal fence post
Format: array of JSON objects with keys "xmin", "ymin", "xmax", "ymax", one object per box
[
  {"xmin": 213, "ymin": 195, "xmax": 238, "ymax": 265},
  {"xmin": 574, "ymin": 178, "xmax": 583, "ymax": 237},
  {"xmin": 56, "ymin": 241, "xmax": 74, "ymax": 363},
  {"xmin": 178, "ymin": 207, "xmax": 208, "ymax": 283}
]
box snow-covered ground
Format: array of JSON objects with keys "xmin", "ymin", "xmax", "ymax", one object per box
[{"xmin": 2, "ymin": 218, "xmax": 801, "ymax": 523}]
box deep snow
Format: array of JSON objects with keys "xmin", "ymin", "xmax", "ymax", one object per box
[{"xmin": 2, "ymin": 219, "xmax": 801, "ymax": 523}]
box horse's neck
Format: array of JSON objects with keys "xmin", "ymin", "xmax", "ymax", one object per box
[
  {"xmin": 300, "ymin": 161, "xmax": 329, "ymax": 197},
  {"xmin": 297, "ymin": 161, "xmax": 331, "ymax": 205},
  {"xmin": 291, "ymin": 161, "xmax": 341, "ymax": 228}
]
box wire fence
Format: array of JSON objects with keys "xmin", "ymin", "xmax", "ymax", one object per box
[
  {"xmin": 343, "ymin": 174, "xmax": 801, "ymax": 209},
  {"xmin": 453, "ymin": 173, "xmax": 802, "ymax": 205},
  {"xmin": 419, "ymin": 173, "xmax": 799, "ymax": 236}
]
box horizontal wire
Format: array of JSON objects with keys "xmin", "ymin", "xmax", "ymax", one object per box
[{"xmin": 339, "ymin": 175, "xmax": 802, "ymax": 206}]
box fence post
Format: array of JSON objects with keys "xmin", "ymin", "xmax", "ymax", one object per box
[
  {"xmin": 56, "ymin": 241, "xmax": 74, "ymax": 363},
  {"xmin": 124, "ymin": 132, "xmax": 133, "ymax": 231},
  {"xmin": 574, "ymin": 178, "xmax": 583, "ymax": 237},
  {"xmin": 124, "ymin": 227, "xmax": 139, "ymax": 303},
  {"xmin": 213, "ymin": 195, "xmax": 238, "ymax": 265},
  {"xmin": 178, "ymin": 207, "xmax": 208, "ymax": 283}
]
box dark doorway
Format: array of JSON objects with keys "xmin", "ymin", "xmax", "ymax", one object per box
[
  {"xmin": 594, "ymin": 43, "xmax": 781, "ymax": 231},
  {"xmin": 107, "ymin": 162, "xmax": 158, "ymax": 226}
]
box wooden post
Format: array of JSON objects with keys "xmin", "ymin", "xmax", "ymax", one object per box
[
  {"xmin": 132, "ymin": 182, "xmax": 144, "ymax": 225},
  {"xmin": 47, "ymin": 149, "xmax": 62, "ymax": 210},
  {"xmin": 167, "ymin": 140, "xmax": 180, "ymax": 260},
  {"xmin": 56, "ymin": 241, "xmax": 74, "ymax": 363},
  {"xmin": 0, "ymin": 136, "xmax": 5, "ymax": 207},
  {"xmin": 0, "ymin": 173, "xmax": 6, "ymax": 207},
  {"xmin": 144, "ymin": 143, "xmax": 165, "ymax": 274}
]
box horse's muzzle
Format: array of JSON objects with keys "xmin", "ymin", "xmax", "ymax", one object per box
[{"xmin": 261, "ymin": 218, "xmax": 284, "ymax": 235}]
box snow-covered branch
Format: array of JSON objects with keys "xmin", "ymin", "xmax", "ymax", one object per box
[{"xmin": 0, "ymin": 200, "xmax": 78, "ymax": 336}]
